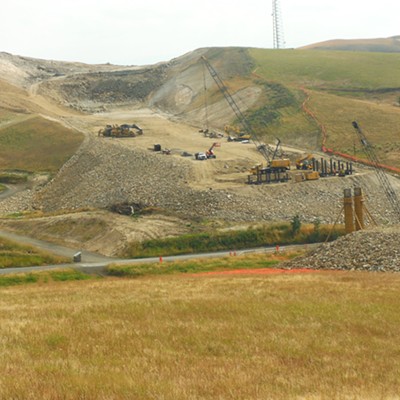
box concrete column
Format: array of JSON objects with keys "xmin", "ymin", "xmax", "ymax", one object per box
[
  {"xmin": 353, "ymin": 187, "xmax": 364, "ymax": 231},
  {"xmin": 344, "ymin": 188, "xmax": 354, "ymax": 234}
]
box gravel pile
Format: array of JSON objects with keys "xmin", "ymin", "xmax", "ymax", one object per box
[
  {"xmin": 33, "ymin": 136, "xmax": 231, "ymax": 218},
  {"xmin": 284, "ymin": 227, "xmax": 400, "ymax": 271},
  {"xmin": 28, "ymin": 134, "xmax": 399, "ymax": 224},
  {"xmin": 0, "ymin": 190, "xmax": 34, "ymax": 214}
]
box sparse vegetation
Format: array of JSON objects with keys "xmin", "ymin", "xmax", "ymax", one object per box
[
  {"xmin": 244, "ymin": 81, "xmax": 298, "ymax": 132},
  {"xmin": 0, "ymin": 237, "xmax": 69, "ymax": 268}
]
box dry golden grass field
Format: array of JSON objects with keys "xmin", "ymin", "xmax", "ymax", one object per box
[{"xmin": 1, "ymin": 269, "xmax": 400, "ymax": 399}]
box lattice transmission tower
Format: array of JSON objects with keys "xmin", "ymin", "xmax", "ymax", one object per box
[{"xmin": 272, "ymin": 0, "xmax": 285, "ymax": 49}]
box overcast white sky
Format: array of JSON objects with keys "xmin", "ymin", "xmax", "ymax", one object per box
[{"xmin": 1, "ymin": 0, "xmax": 399, "ymax": 65}]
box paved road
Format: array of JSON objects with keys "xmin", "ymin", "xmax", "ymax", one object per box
[
  {"xmin": 0, "ymin": 230, "xmax": 113, "ymax": 263},
  {"xmin": 0, "ymin": 229, "xmax": 321, "ymax": 275},
  {"xmin": 0, "ymin": 184, "xmax": 26, "ymax": 200}
]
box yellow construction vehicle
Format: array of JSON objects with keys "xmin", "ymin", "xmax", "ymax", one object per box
[
  {"xmin": 98, "ymin": 124, "xmax": 143, "ymax": 138},
  {"xmin": 250, "ymin": 163, "xmax": 264, "ymax": 175},
  {"xmin": 270, "ymin": 159, "xmax": 291, "ymax": 171},
  {"xmin": 250, "ymin": 158, "xmax": 290, "ymax": 175},
  {"xmin": 304, "ymin": 170, "xmax": 320, "ymax": 180},
  {"xmin": 224, "ymin": 125, "xmax": 240, "ymax": 135},
  {"xmin": 294, "ymin": 170, "xmax": 320, "ymax": 182},
  {"xmin": 296, "ymin": 154, "xmax": 315, "ymax": 170},
  {"xmin": 224, "ymin": 125, "xmax": 250, "ymax": 142}
]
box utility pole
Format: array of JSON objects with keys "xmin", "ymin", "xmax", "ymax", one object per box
[{"xmin": 272, "ymin": 0, "xmax": 285, "ymax": 49}]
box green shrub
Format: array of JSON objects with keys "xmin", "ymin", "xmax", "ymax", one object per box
[
  {"xmin": 290, "ymin": 215, "xmax": 302, "ymax": 237},
  {"xmin": 0, "ymin": 173, "xmax": 28, "ymax": 184},
  {"xmin": 123, "ymin": 223, "xmax": 344, "ymax": 258},
  {"xmin": 0, "ymin": 274, "xmax": 38, "ymax": 287}
]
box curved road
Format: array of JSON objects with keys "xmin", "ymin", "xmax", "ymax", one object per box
[
  {"xmin": 0, "ymin": 184, "xmax": 27, "ymax": 200},
  {"xmin": 0, "ymin": 229, "xmax": 320, "ymax": 275}
]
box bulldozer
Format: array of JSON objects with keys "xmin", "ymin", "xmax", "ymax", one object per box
[{"xmin": 98, "ymin": 124, "xmax": 143, "ymax": 138}]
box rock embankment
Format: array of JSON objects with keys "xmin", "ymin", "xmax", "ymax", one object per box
[
  {"xmin": 28, "ymin": 132, "xmax": 398, "ymax": 224},
  {"xmin": 284, "ymin": 227, "xmax": 400, "ymax": 271},
  {"xmin": 33, "ymin": 136, "xmax": 242, "ymax": 219},
  {"xmin": 0, "ymin": 190, "xmax": 34, "ymax": 214},
  {"xmin": 0, "ymin": 121, "xmax": 395, "ymax": 225}
]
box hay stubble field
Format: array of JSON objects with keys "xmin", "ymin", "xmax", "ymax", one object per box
[{"xmin": 1, "ymin": 270, "xmax": 400, "ymax": 399}]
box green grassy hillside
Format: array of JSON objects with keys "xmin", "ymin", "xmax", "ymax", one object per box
[
  {"xmin": 0, "ymin": 115, "xmax": 83, "ymax": 174},
  {"xmin": 250, "ymin": 49, "xmax": 400, "ymax": 89},
  {"xmin": 245, "ymin": 49, "xmax": 400, "ymax": 167},
  {"xmin": 300, "ymin": 36, "xmax": 400, "ymax": 53}
]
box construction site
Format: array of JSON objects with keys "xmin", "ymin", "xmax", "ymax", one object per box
[
  {"xmin": 2, "ymin": 0, "xmax": 400, "ymax": 393},
  {"xmin": 0, "ymin": 44, "xmax": 399, "ymax": 263}
]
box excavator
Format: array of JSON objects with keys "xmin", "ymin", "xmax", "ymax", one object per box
[
  {"xmin": 206, "ymin": 142, "xmax": 220, "ymax": 158},
  {"xmin": 296, "ymin": 154, "xmax": 315, "ymax": 170},
  {"xmin": 195, "ymin": 142, "xmax": 220, "ymax": 160}
]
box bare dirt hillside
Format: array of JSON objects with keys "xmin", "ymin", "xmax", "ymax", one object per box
[{"xmin": 0, "ymin": 48, "xmax": 399, "ymax": 256}]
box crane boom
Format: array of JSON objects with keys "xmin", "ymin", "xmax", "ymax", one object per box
[
  {"xmin": 352, "ymin": 121, "xmax": 400, "ymax": 222},
  {"xmin": 201, "ymin": 56, "xmax": 272, "ymax": 162}
]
